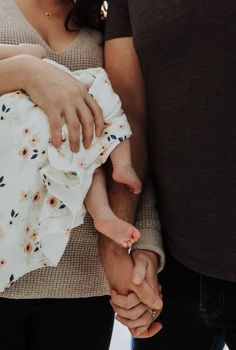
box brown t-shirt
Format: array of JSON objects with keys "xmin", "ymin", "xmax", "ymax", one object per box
[{"xmin": 106, "ymin": 0, "xmax": 236, "ymax": 281}]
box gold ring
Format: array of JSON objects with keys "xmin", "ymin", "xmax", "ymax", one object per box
[{"xmin": 147, "ymin": 309, "xmax": 157, "ymax": 320}]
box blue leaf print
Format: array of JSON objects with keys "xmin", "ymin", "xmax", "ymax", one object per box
[
  {"xmin": 0, "ymin": 176, "xmax": 5, "ymax": 187},
  {"xmin": 31, "ymin": 154, "xmax": 38, "ymax": 159},
  {"xmin": 2, "ymin": 104, "xmax": 6, "ymax": 112},
  {"xmin": 110, "ymin": 135, "xmax": 117, "ymax": 140},
  {"xmin": 59, "ymin": 204, "xmax": 66, "ymax": 209},
  {"xmin": 11, "ymin": 209, "xmax": 15, "ymax": 218},
  {"xmin": 9, "ymin": 274, "xmax": 14, "ymax": 283}
]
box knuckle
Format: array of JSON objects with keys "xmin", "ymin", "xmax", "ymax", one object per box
[
  {"xmin": 68, "ymin": 120, "xmax": 80, "ymax": 131},
  {"xmin": 130, "ymin": 312, "xmax": 138, "ymax": 321},
  {"xmin": 122, "ymin": 300, "xmax": 129, "ymax": 310},
  {"xmin": 85, "ymin": 121, "xmax": 94, "ymax": 131},
  {"xmin": 75, "ymin": 83, "xmax": 87, "ymax": 96},
  {"xmin": 148, "ymin": 293, "xmax": 158, "ymax": 306},
  {"xmin": 95, "ymin": 105, "xmax": 103, "ymax": 115},
  {"xmin": 50, "ymin": 120, "xmax": 61, "ymax": 130}
]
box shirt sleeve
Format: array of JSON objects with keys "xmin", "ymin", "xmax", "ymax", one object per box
[
  {"xmin": 105, "ymin": 0, "xmax": 132, "ymax": 40},
  {"xmin": 132, "ymin": 175, "xmax": 165, "ymax": 273}
]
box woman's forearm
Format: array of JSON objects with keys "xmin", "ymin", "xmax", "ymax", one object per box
[
  {"xmin": 0, "ymin": 44, "xmax": 20, "ymax": 60},
  {"xmin": 0, "ymin": 55, "xmax": 28, "ymax": 93}
]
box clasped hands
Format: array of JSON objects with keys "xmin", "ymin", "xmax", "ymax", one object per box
[{"xmin": 102, "ymin": 247, "xmax": 163, "ymax": 338}]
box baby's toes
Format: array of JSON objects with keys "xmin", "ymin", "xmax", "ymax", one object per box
[
  {"xmin": 121, "ymin": 241, "xmax": 129, "ymax": 248},
  {"xmin": 132, "ymin": 229, "xmax": 141, "ymax": 242}
]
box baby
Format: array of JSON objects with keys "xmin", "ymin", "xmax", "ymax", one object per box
[{"xmin": 0, "ymin": 43, "xmax": 142, "ymax": 291}]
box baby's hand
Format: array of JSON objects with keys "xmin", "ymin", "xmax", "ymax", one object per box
[{"xmin": 18, "ymin": 43, "xmax": 47, "ymax": 59}]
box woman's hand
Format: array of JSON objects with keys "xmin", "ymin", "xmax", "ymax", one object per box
[
  {"xmin": 99, "ymin": 238, "xmax": 163, "ymax": 338},
  {"xmin": 21, "ymin": 55, "xmax": 104, "ymax": 152},
  {"xmin": 112, "ymin": 250, "xmax": 163, "ymax": 338}
]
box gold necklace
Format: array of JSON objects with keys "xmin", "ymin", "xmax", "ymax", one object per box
[{"xmin": 40, "ymin": 0, "xmax": 78, "ymax": 20}]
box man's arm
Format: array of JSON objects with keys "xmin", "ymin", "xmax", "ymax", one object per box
[
  {"xmin": 99, "ymin": 37, "xmax": 163, "ymax": 337},
  {"xmin": 105, "ymin": 36, "xmax": 148, "ymax": 222}
]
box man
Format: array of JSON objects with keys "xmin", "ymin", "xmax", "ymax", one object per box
[{"xmin": 102, "ymin": 1, "xmax": 236, "ymax": 349}]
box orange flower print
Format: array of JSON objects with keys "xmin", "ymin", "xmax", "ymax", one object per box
[
  {"xmin": 23, "ymin": 128, "xmax": 30, "ymax": 136},
  {"xmin": 19, "ymin": 190, "xmax": 30, "ymax": 202},
  {"xmin": 77, "ymin": 160, "xmax": 85, "ymax": 169},
  {"xmin": 119, "ymin": 123, "xmax": 126, "ymax": 130},
  {"xmin": 29, "ymin": 135, "xmax": 39, "ymax": 147},
  {"xmin": 33, "ymin": 192, "xmax": 40, "ymax": 203},
  {"xmin": 0, "ymin": 227, "xmax": 5, "ymax": 240},
  {"xmin": 47, "ymin": 196, "xmax": 58, "ymax": 208},
  {"xmin": 0, "ymin": 258, "xmax": 6, "ymax": 267},
  {"xmin": 29, "ymin": 229, "xmax": 38, "ymax": 241},
  {"xmin": 24, "ymin": 242, "xmax": 32, "ymax": 254},
  {"xmin": 19, "ymin": 146, "xmax": 29, "ymax": 159}
]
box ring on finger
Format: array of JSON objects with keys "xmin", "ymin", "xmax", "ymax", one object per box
[{"xmin": 147, "ymin": 309, "xmax": 157, "ymax": 320}]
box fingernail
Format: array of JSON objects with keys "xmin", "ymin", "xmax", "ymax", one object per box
[
  {"xmin": 133, "ymin": 274, "xmax": 141, "ymax": 284},
  {"xmin": 155, "ymin": 300, "xmax": 163, "ymax": 310}
]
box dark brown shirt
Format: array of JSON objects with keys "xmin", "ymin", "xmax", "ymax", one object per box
[{"xmin": 106, "ymin": 0, "xmax": 236, "ymax": 281}]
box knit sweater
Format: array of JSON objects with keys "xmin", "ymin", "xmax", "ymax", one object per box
[{"xmin": 0, "ymin": 0, "xmax": 164, "ymax": 299}]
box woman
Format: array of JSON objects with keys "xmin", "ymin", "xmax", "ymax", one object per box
[{"xmin": 0, "ymin": 0, "xmax": 163, "ymax": 349}]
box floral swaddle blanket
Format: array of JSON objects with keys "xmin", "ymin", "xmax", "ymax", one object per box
[{"xmin": 0, "ymin": 60, "xmax": 131, "ymax": 291}]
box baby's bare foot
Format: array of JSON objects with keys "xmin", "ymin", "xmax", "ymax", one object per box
[
  {"xmin": 94, "ymin": 211, "xmax": 140, "ymax": 248},
  {"xmin": 112, "ymin": 164, "xmax": 142, "ymax": 194}
]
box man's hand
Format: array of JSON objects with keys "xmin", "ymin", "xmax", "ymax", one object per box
[
  {"xmin": 100, "ymin": 239, "xmax": 163, "ymax": 338},
  {"xmin": 111, "ymin": 250, "xmax": 163, "ymax": 338}
]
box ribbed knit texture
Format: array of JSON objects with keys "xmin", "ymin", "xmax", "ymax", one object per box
[{"xmin": 0, "ymin": 0, "xmax": 164, "ymax": 299}]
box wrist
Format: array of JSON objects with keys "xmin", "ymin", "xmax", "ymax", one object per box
[
  {"xmin": 99, "ymin": 236, "xmax": 128, "ymax": 259},
  {"xmin": 17, "ymin": 55, "xmax": 40, "ymax": 91},
  {"xmin": 131, "ymin": 249, "xmax": 159, "ymax": 269}
]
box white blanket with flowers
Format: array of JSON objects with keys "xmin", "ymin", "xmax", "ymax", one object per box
[{"xmin": 0, "ymin": 60, "xmax": 131, "ymax": 291}]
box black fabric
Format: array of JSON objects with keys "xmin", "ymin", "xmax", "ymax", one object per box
[
  {"xmin": 105, "ymin": 0, "xmax": 236, "ymax": 281},
  {"xmin": 0, "ymin": 296, "xmax": 114, "ymax": 350},
  {"xmin": 133, "ymin": 251, "xmax": 236, "ymax": 350}
]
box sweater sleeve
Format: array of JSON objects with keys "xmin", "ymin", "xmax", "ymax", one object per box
[
  {"xmin": 105, "ymin": 0, "xmax": 132, "ymax": 40},
  {"xmin": 132, "ymin": 175, "xmax": 165, "ymax": 273}
]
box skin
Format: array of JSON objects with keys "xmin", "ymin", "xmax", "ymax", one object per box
[
  {"xmin": 101, "ymin": 36, "xmax": 163, "ymax": 338},
  {"xmin": 0, "ymin": 0, "xmax": 104, "ymax": 152},
  {"xmin": 0, "ymin": 0, "xmax": 163, "ymax": 337}
]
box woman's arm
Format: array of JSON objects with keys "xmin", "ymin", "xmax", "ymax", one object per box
[
  {"xmin": 0, "ymin": 55, "xmax": 104, "ymax": 152},
  {"xmin": 0, "ymin": 43, "xmax": 46, "ymax": 60}
]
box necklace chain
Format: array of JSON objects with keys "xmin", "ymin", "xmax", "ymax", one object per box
[{"xmin": 39, "ymin": 0, "xmax": 78, "ymax": 19}]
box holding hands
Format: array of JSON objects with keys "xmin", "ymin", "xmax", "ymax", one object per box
[{"xmin": 100, "ymin": 241, "xmax": 163, "ymax": 338}]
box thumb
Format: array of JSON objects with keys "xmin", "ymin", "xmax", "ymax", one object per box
[
  {"xmin": 134, "ymin": 279, "xmax": 163, "ymax": 311},
  {"xmin": 132, "ymin": 257, "xmax": 148, "ymax": 285}
]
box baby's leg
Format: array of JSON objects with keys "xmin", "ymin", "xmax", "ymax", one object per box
[
  {"xmin": 85, "ymin": 167, "xmax": 140, "ymax": 248},
  {"xmin": 111, "ymin": 139, "xmax": 142, "ymax": 194}
]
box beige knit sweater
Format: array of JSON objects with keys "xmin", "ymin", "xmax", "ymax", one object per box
[{"xmin": 0, "ymin": 0, "xmax": 164, "ymax": 299}]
